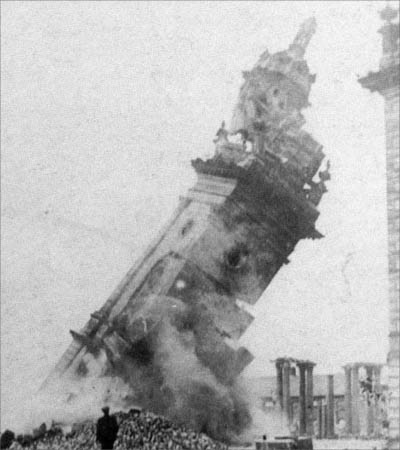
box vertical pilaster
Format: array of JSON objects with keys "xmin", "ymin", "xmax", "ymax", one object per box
[{"xmin": 385, "ymin": 85, "xmax": 400, "ymax": 447}]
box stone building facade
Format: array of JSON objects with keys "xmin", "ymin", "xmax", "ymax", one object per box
[{"xmin": 359, "ymin": 6, "xmax": 400, "ymax": 449}]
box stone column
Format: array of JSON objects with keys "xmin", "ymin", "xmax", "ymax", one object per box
[
  {"xmin": 351, "ymin": 364, "xmax": 360, "ymax": 436},
  {"xmin": 282, "ymin": 360, "xmax": 291, "ymax": 423},
  {"xmin": 276, "ymin": 359, "xmax": 283, "ymax": 409},
  {"xmin": 326, "ymin": 375, "xmax": 335, "ymax": 438},
  {"xmin": 298, "ymin": 363, "xmax": 307, "ymax": 435},
  {"xmin": 306, "ymin": 363, "xmax": 314, "ymax": 435},
  {"xmin": 366, "ymin": 366, "xmax": 375, "ymax": 436},
  {"xmin": 344, "ymin": 365, "xmax": 352, "ymax": 435}
]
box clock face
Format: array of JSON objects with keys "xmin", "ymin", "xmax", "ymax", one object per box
[{"xmin": 224, "ymin": 246, "xmax": 249, "ymax": 270}]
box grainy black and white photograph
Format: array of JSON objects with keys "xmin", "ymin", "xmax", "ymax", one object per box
[{"xmin": 1, "ymin": 1, "xmax": 399, "ymax": 450}]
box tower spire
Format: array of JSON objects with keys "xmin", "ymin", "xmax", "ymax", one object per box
[
  {"xmin": 378, "ymin": 4, "xmax": 399, "ymax": 69},
  {"xmin": 380, "ymin": 4, "xmax": 398, "ymax": 23},
  {"xmin": 288, "ymin": 17, "xmax": 317, "ymax": 59},
  {"xmin": 229, "ymin": 17, "xmax": 318, "ymax": 158}
]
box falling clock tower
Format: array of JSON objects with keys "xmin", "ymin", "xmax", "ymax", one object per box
[{"xmin": 43, "ymin": 18, "xmax": 329, "ymax": 440}]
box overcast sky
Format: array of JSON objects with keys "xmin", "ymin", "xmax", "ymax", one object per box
[{"xmin": 1, "ymin": 0, "xmax": 396, "ymax": 430}]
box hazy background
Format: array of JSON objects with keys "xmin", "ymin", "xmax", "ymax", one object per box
[{"xmin": 1, "ymin": 1, "xmax": 394, "ymax": 430}]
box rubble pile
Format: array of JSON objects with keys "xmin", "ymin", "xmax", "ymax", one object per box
[{"xmin": 1, "ymin": 409, "xmax": 229, "ymax": 450}]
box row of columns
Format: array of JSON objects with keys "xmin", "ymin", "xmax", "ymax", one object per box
[
  {"xmin": 344, "ymin": 363, "xmax": 382, "ymax": 437},
  {"xmin": 273, "ymin": 360, "xmax": 383, "ymax": 438},
  {"xmin": 275, "ymin": 358, "xmax": 315, "ymax": 436}
]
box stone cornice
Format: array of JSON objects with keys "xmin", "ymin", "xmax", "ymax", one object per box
[
  {"xmin": 191, "ymin": 156, "xmax": 323, "ymax": 240},
  {"xmin": 359, "ymin": 64, "xmax": 400, "ymax": 93}
]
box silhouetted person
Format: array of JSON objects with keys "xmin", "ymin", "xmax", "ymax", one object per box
[
  {"xmin": 96, "ymin": 407, "xmax": 119, "ymax": 450},
  {"xmin": 0, "ymin": 430, "xmax": 15, "ymax": 449}
]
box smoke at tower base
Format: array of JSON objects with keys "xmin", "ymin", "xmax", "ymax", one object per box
[{"xmin": 36, "ymin": 296, "xmax": 252, "ymax": 444}]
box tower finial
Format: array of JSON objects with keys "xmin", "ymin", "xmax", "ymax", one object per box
[
  {"xmin": 378, "ymin": 3, "xmax": 399, "ymax": 65},
  {"xmin": 289, "ymin": 17, "xmax": 317, "ymax": 59},
  {"xmin": 380, "ymin": 4, "xmax": 398, "ymax": 24}
]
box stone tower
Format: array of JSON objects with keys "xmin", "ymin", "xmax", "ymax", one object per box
[
  {"xmin": 359, "ymin": 6, "xmax": 399, "ymax": 448},
  {"xmin": 43, "ymin": 18, "xmax": 329, "ymax": 441}
]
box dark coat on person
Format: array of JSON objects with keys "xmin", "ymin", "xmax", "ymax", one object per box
[
  {"xmin": 0, "ymin": 430, "xmax": 15, "ymax": 449},
  {"xmin": 96, "ymin": 413, "xmax": 119, "ymax": 450}
]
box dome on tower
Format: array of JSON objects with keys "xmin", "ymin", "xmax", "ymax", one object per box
[{"xmin": 230, "ymin": 17, "xmax": 317, "ymax": 136}]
